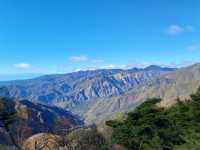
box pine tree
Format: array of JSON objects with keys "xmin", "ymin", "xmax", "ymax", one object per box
[{"xmin": 0, "ymin": 97, "xmax": 21, "ymax": 150}]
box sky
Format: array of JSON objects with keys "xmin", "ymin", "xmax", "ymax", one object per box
[{"xmin": 0, "ymin": 0, "xmax": 200, "ymax": 80}]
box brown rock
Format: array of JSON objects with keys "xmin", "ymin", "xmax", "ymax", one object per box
[{"xmin": 23, "ymin": 133, "xmax": 62, "ymax": 150}]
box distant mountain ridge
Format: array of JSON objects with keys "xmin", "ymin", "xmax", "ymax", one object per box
[
  {"xmin": 0, "ymin": 73, "xmax": 42, "ymax": 81},
  {"xmin": 2, "ymin": 64, "xmax": 200, "ymax": 124},
  {"xmin": 0, "ymin": 65, "xmax": 176, "ymax": 111}
]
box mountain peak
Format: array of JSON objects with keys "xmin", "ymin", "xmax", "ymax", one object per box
[
  {"xmin": 0, "ymin": 65, "xmax": 175, "ymax": 111},
  {"xmin": 144, "ymin": 65, "xmax": 177, "ymax": 71}
]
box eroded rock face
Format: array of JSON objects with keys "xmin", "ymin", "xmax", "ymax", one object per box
[
  {"xmin": 22, "ymin": 133, "xmax": 62, "ymax": 150},
  {"xmin": 0, "ymin": 66, "xmax": 176, "ymax": 110},
  {"xmin": 84, "ymin": 63, "xmax": 200, "ymax": 124}
]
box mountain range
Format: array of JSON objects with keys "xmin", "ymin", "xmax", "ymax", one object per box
[
  {"xmin": 0, "ymin": 65, "xmax": 176, "ymax": 110},
  {"xmin": 1, "ymin": 63, "xmax": 200, "ymax": 124},
  {"xmin": 84, "ymin": 63, "xmax": 200, "ymax": 123}
]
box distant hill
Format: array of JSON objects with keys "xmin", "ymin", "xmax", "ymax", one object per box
[
  {"xmin": 0, "ymin": 73, "xmax": 42, "ymax": 81},
  {"xmin": 0, "ymin": 66, "xmax": 176, "ymax": 112}
]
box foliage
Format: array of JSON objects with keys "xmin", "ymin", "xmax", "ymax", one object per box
[
  {"xmin": 0, "ymin": 97, "xmax": 17, "ymax": 128},
  {"xmin": 106, "ymin": 88, "xmax": 200, "ymax": 150},
  {"xmin": 0, "ymin": 145, "xmax": 17, "ymax": 150},
  {"xmin": 66, "ymin": 126, "xmax": 109, "ymax": 150},
  {"xmin": 0, "ymin": 97, "xmax": 19, "ymax": 150}
]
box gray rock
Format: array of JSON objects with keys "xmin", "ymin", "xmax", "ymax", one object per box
[{"xmin": 0, "ymin": 66, "xmax": 175, "ymax": 112}]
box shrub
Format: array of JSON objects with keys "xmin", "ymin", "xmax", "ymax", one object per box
[{"xmin": 106, "ymin": 87, "xmax": 200, "ymax": 150}]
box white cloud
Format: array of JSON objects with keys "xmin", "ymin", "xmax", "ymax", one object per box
[
  {"xmin": 187, "ymin": 44, "xmax": 200, "ymax": 51},
  {"xmin": 167, "ymin": 25, "xmax": 184, "ymax": 35},
  {"xmin": 166, "ymin": 25, "xmax": 194, "ymax": 35},
  {"xmin": 69, "ymin": 55, "xmax": 88, "ymax": 62},
  {"xmin": 74, "ymin": 68, "xmax": 82, "ymax": 72},
  {"xmin": 14, "ymin": 63, "xmax": 32, "ymax": 69}
]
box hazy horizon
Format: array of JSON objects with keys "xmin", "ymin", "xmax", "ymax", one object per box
[{"xmin": 0, "ymin": 62, "xmax": 196, "ymax": 81}]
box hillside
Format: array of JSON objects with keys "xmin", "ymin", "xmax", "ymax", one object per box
[
  {"xmin": 106, "ymin": 87, "xmax": 200, "ymax": 150},
  {"xmin": 0, "ymin": 66, "xmax": 175, "ymax": 111},
  {"xmin": 84, "ymin": 63, "xmax": 200, "ymax": 124},
  {"xmin": 1, "ymin": 63, "xmax": 200, "ymax": 125},
  {"xmin": 0, "ymin": 97, "xmax": 83, "ymax": 147},
  {"xmin": 2, "ymin": 63, "xmax": 200, "ymax": 125}
]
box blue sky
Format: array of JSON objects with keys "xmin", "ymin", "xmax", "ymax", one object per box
[{"xmin": 0, "ymin": 0, "xmax": 200, "ymax": 80}]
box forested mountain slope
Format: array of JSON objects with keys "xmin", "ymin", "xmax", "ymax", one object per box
[{"xmin": 106, "ymin": 87, "xmax": 200, "ymax": 150}]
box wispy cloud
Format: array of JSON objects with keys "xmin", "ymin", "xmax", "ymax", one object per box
[
  {"xmin": 166, "ymin": 25, "xmax": 194, "ymax": 35},
  {"xmin": 69, "ymin": 55, "xmax": 89, "ymax": 62},
  {"xmin": 186, "ymin": 43, "xmax": 200, "ymax": 51},
  {"xmin": 14, "ymin": 63, "xmax": 32, "ymax": 69}
]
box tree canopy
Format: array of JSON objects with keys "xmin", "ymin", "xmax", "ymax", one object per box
[{"xmin": 106, "ymin": 88, "xmax": 200, "ymax": 150}]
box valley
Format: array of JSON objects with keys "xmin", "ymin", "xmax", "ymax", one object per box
[{"xmin": 1, "ymin": 63, "xmax": 200, "ymax": 149}]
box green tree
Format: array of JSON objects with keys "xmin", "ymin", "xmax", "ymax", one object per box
[
  {"xmin": 0, "ymin": 97, "xmax": 20, "ymax": 150},
  {"xmin": 106, "ymin": 98, "xmax": 185, "ymax": 150}
]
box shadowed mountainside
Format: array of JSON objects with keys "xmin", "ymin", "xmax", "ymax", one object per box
[{"xmin": 0, "ymin": 97, "xmax": 83, "ymax": 146}]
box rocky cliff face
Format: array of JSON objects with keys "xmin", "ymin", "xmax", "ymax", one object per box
[
  {"xmin": 22, "ymin": 133, "xmax": 62, "ymax": 150},
  {"xmin": 84, "ymin": 63, "xmax": 200, "ymax": 124},
  {"xmin": 1, "ymin": 63, "xmax": 200, "ymax": 125},
  {"xmin": 0, "ymin": 66, "xmax": 176, "ymax": 111},
  {"xmin": 22, "ymin": 126, "xmax": 107, "ymax": 150}
]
